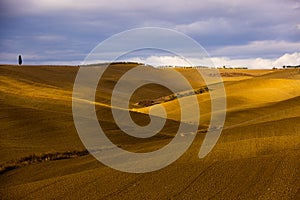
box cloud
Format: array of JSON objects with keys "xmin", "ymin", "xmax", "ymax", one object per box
[
  {"xmin": 121, "ymin": 56, "xmax": 189, "ymax": 67},
  {"xmin": 209, "ymin": 57, "xmax": 275, "ymax": 69},
  {"xmin": 34, "ymin": 34, "xmax": 66, "ymax": 42},
  {"xmin": 119, "ymin": 52, "xmax": 300, "ymax": 69},
  {"xmin": 273, "ymin": 52, "xmax": 300, "ymax": 67},
  {"xmin": 1, "ymin": 0, "xmax": 300, "ymax": 64},
  {"xmin": 211, "ymin": 52, "xmax": 300, "ymax": 68},
  {"xmin": 211, "ymin": 40, "xmax": 300, "ymax": 58},
  {"xmin": 174, "ymin": 18, "xmax": 233, "ymax": 36}
]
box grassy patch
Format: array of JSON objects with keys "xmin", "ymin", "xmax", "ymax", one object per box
[
  {"xmin": 0, "ymin": 150, "xmax": 89, "ymax": 174},
  {"xmin": 137, "ymin": 86, "xmax": 209, "ymax": 107}
]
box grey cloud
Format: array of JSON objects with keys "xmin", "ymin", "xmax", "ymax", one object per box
[
  {"xmin": 211, "ymin": 40, "xmax": 300, "ymax": 58},
  {"xmin": 1, "ymin": 0, "xmax": 300, "ymax": 64}
]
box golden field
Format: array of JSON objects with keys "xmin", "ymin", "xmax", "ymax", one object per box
[{"xmin": 0, "ymin": 64, "xmax": 299, "ymax": 199}]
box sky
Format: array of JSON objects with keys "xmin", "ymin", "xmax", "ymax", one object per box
[{"xmin": 0, "ymin": 0, "xmax": 300, "ymax": 68}]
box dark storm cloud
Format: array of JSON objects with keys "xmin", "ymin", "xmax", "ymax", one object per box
[{"xmin": 0, "ymin": 0, "xmax": 299, "ymax": 65}]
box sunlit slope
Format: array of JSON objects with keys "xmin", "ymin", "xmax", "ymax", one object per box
[
  {"xmin": 225, "ymin": 69, "xmax": 300, "ymax": 108},
  {"xmin": 0, "ymin": 64, "xmax": 178, "ymax": 163},
  {"xmin": 0, "ymin": 65, "xmax": 299, "ymax": 199},
  {"xmin": 0, "ymin": 65, "xmax": 83, "ymax": 163},
  {"xmin": 135, "ymin": 69, "xmax": 300, "ymax": 161},
  {"xmin": 137, "ymin": 69, "xmax": 300, "ymax": 124},
  {"xmin": 2, "ymin": 66, "xmax": 297, "ymax": 162},
  {"xmin": 174, "ymin": 68, "xmax": 275, "ymax": 86}
]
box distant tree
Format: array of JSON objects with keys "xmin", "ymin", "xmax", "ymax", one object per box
[
  {"xmin": 18, "ymin": 55, "xmax": 22, "ymax": 65},
  {"xmin": 223, "ymin": 65, "xmax": 226, "ymax": 69},
  {"xmin": 283, "ymin": 65, "xmax": 286, "ymax": 69}
]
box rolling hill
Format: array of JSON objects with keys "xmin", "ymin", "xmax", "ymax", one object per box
[{"xmin": 0, "ymin": 64, "xmax": 299, "ymax": 199}]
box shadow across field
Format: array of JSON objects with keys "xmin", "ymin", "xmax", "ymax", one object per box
[{"xmin": 0, "ymin": 64, "xmax": 299, "ymax": 199}]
